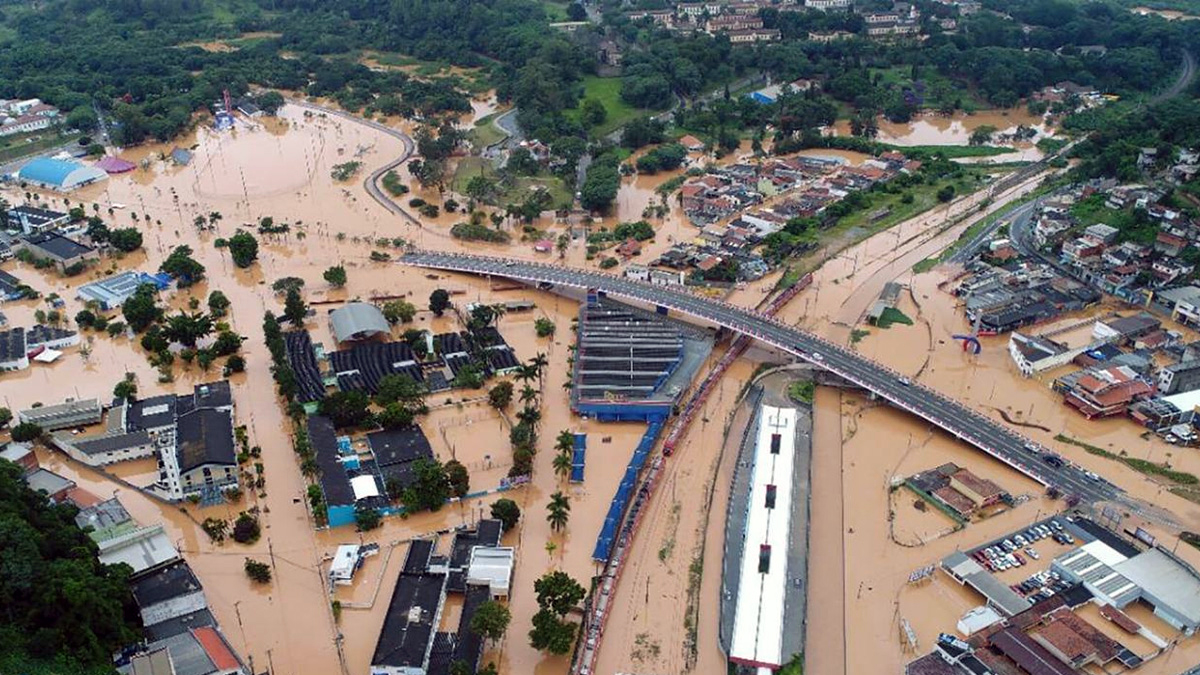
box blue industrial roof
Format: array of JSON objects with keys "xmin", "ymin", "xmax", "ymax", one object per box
[{"xmin": 19, "ymin": 158, "xmax": 85, "ymax": 187}]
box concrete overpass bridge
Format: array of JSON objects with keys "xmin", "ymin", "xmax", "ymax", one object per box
[{"xmin": 400, "ymin": 250, "xmax": 1122, "ymax": 505}]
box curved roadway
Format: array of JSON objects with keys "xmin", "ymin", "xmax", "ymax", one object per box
[
  {"xmin": 286, "ymin": 99, "xmax": 419, "ymax": 224},
  {"xmin": 400, "ymin": 250, "xmax": 1123, "ymax": 505}
]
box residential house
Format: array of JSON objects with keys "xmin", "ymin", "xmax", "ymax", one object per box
[
  {"xmin": 679, "ymin": 135, "xmax": 706, "ymax": 152},
  {"xmin": 727, "ymin": 27, "xmax": 781, "ymax": 42},
  {"xmin": 1159, "ymin": 359, "xmax": 1200, "ymax": 395},
  {"xmin": 1063, "ymin": 365, "xmax": 1153, "ymax": 418},
  {"xmin": 1157, "ymin": 285, "xmax": 1200, "ymax": 326},
  {"xmin": 1156, "ymin": 231, "xmax": 1186, "ymax": 257}
]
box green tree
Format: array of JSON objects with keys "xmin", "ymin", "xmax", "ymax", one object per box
[
  {"xmin": 355, "ymin": 507, "xmax": 382, "ymax": 531},
  {"xmin": 377, "ymin": 402, "xmax": 414, "ymax": 429},
  {"xmin": 401, "ymin": 458, "xmax": 451, "ymax": 512},
  {"xmin": 534, "ymin": 570, "xmax": 585, "ymax": 615},
  {"xmin": 554, "ymin": 429, "xmax": 574, "ymax": 455},
  {"xmin": 0, "ymin": 407, "xmax": 11, "ymax": 427},
  {"xmin": 969, "ymin": 125, "xmax": 998, "ymax": 146},
  {"xmin": 552, "ymin": 451, "xmax": 572, "ymax": 481},
  {"xmin": 374, "ymin": 374, "xmax": 428, "ymax": 413},
  {"xmin": 528, "ymin": 609, "xmax": 577, "ymax": 654},
  {"xmin": 10, "ymin": 421, "xmax": 43, "ymax": 442},
  {"xmin": 534, "ymin": 317, "xmax": 556, "ymax": 337},
  {"xmin": 113, "ymin": 373, "xmax": 137, "ymax": 402},
  {"xmin": 546, "ymin": 491, "xmax": 570, "ymax": 532},
  {"xmin": 319, "ymin": 391, "xmax": 373, "ymax": 428},
  {"xmin": 470, "ymin": 600, "xmax": 512, "ymax": 645},
  {"xmin": 122, "ymin": 284, "xmax": 162, "ymax": 332},
  {"xmin": 272, "ymin": 277, "xmax": 305, "ymax": 294},
  {"xmin": 382, "ymin": 299, "xmax": 417, "ymax": 324},
  {"xmin": 444, "ymin": 459, "xmax": 470, "ymax": 498},
  {"xmin": 0, "ymin": 461, "xmax": 141, "ymax": 665},
  {"xmin": 212, "ymin": 330, "xmax": 243, "ymax": 356},
  {"xmin": 258, "ymin": 91, "xmax": 285, "ymax": 115},
  {"xmin": 465, "ymin": 175, "xmax": 498, "ymax": 203},
  {"xmin": 488, "ymin": 381, "xmax": 514, "ymax": 409},
  {"xmin": 284, "ymin": 287, "xmax": 307, "ymax": 325},
  {"xmin": 207, "ymin": 290, "xmax": 231, "ymax": 318},
  {"xmin": 580, "ymin": 97, "xmax": 607, "ymax": 128},
  {"xmin": 160, "ymin": 245, "xmax": 205, "ymax": 286},
  {"xmin": 162, "ymin": 311, "xmax": 214, "ymax": 347},
  {"xmin": 429, "ymin": 288, "xmax": 451, "ymax": 316},
  {"xmin": 86, "ymin": 217, "xmax": 110, "ymax": 244},
  {"xmin": 244, "ymin": 558, "xmax": 272, "ymax": 583},
  {"xmin": 232, "ymin": 512, "xmax": 261, "ymax": 543},
  {"xmin": 491, "ymin": 498, "xmax": 521, "ymax": 531},
  {"xmin": 937, "ymin": 185, "xmax": 957, "ymax": 203},
  {"xmin": 324, "ymin": 265, "xmax": 348, "ymax": 287},
  {"xmin": 108, "ymin": 227, "xmax": 143, "ymax": 252},
  {"xmin": 227, "ymin": 230, "xmax": 259, "ymax": 268}
]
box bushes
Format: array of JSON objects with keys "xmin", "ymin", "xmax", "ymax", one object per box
[
  {"xmin": 451, "ymin": 221, "xmax": 511, "ymax": 243},
  {"xmin": 635, "ymin": 143, "xmax": 686, "ymax": 174},
  {"xmin": 232, "ymin": 512, "xmax": 261, "ymax": 543},
  {"xmin": 245, "ymin": 558, "xmax": 271, "ymax": 583}
]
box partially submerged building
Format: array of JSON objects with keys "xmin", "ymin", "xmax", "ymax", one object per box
[
  {"xmin": 721, "ymin": 405, "xmax": 804, "ymax": 671},
  {"xmin": 571, "ymin": 294, "xmax": 712, "ymax": 422},
  {"xmin": 77, "ymin": 270, "xmax": 170, "ymax": 310},
  {"xmin": 0, "ymin": 324, "xmax": 80, "ymax": 371},
  {"xmin": 18, "ymin": 397, "xmax": 101, "ymax": 430},
  {"xmin": 330, "ymin": 302, "xmax": 391, "ymax": 344},
  {"xmin": 16, "ymin": 157, "xmax": 107, "ymax": 191},
  {"xmin": 371, "ymin": 525, "xmax": 506, "ymax": 675},
  {"xmin": 370, "ymin": 541, "xmax": 448, "ymax": 675},
  {"xmin": 130, "ymin": 560, "xmax": 247, "ymax": 675}
]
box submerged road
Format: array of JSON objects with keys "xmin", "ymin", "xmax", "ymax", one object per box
[
  {"xmin": 286, "ymin": 99, "xmax": 419, "ymax": 224},
  {"xmin": 400, "ymin": 250, "xmax": 1124, "ymax": 506}
]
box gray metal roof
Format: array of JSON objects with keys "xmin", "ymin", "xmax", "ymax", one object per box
[
  {"xmin": 25, "ymin": 468, "xmax": 73, "ymax": 496},
  {"xmin": 941, "ymin": 551, "xmax": 1030, "ymax": 616},
  {"xmin": 329, "ymin": 302, "xmax": 389, "ymax": 343},
  {"xmin": 148, "ymin": 631, "xmax": 215, "ymax": 675},
  {"xmin": 1114, "ymin": 548, "xmax": 1200, "ymax": 625}
]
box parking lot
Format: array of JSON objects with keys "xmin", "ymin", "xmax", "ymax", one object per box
[{"xmin": 963, "ymin": 516, "xmax": 1095, "ymax": 608}]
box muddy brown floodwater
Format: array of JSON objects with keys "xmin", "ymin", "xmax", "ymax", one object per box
[
  {"xmin": 5, "ymin": 97, "xmax": 1200, "ymax": 675},
  {"xmin": 833, "ymin": 109, "xmax": 1054, "ymax": 162}
]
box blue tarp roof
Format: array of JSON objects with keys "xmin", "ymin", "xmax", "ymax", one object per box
[{"xmin": 19, "ymin": 158, "xmax": 86, "ymax": 187}]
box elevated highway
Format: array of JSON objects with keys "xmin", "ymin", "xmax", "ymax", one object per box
[{"xmin": 401, "ymin": 250, "xmax": 1123, "ymax": 505}]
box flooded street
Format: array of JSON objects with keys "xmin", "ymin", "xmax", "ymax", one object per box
[{"xmin": 4, "ymin": 96, "xmax": 1200, "ymax": 675}]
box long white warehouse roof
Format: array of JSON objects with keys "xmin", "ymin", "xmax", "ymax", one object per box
[{"xmin": 729, "ymin": 405, "xmax": 796, "ymax": 669}]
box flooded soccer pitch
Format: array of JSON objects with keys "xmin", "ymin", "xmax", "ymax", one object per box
[{"xmin": 5, "ymin": 101, "xmax": 1200, "ymax": 675}]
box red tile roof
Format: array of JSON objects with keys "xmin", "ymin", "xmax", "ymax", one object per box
[
  {"xmin": 193, "ymin": 627, "xmax": 240, "ymax": 672},
  {"xmin": 951, "ymin": 469, "xmax": 1004, "ymax": 500}
]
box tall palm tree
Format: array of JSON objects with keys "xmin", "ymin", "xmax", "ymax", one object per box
[
  {"xmin": 519, "ymin": 384, "xmax": 539, "ymax": 406},
  {"xmin": 552, "ymin": 451, "xmax": 572, "ymax": 481},
  {"xmin": 490, "ymin": 303, "xmax": 507, "ymax": 327},
  {"xmin": 517, "ymin": 406, "xmax": 541, "ymax": 428},
  {"xmin": 546, "ymin": 491, "xmax": 570, "ymax": 532},
  {"xmin": 555, "ymin": 430, "xmax": 574, "ymax": 455},
  {"xmin": 515, "ymin": 364, "xmax": 537, "ymax": 386},
  {"xmin": 530, "ymin": 353, "xmax": 549, "ymax": 387}
]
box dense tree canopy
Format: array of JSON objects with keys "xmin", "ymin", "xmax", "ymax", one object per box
[{"xmin": 0, "ymin": 460, "xmax": 142, "ymax": 667}]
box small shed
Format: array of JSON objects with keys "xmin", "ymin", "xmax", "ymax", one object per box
[{"xmin": 330, "ymin": 544, "xmax": 362, "ymax": 585}]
